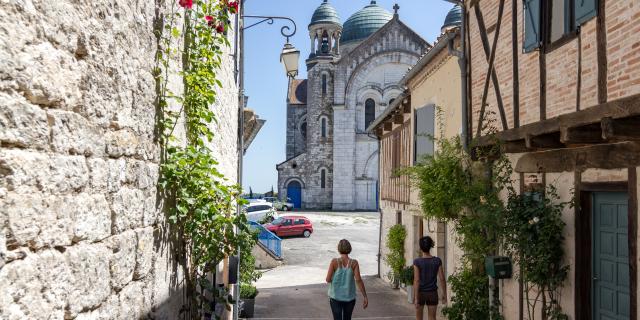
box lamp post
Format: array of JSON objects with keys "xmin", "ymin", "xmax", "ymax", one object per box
[{"xmin": 242, "ymin": 15, "xmax": 300, "ymax": 79}]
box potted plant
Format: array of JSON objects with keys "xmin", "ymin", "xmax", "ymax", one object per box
[
  {"xmin": 239, "ymin": 283, "xmax": 259, "ymax": 318},
  {"xmin": 400, "ymin": 266, "xmax": 415, "ymax": 303}
]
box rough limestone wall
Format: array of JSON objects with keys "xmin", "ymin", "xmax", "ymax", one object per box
[{"xmin": 0, "ymin": 1, "xmax": 240, "ymax": 319}]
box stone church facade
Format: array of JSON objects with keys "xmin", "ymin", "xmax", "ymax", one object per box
[{"xmin": 277, "ymin": 1, "xmax": 429, "ymax": 210}]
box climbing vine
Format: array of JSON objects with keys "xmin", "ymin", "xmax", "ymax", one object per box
[
  {"xmin": 503, "ymin": 187, "xmax": 570, "ymax": 320},
  {"xmin": 155, "ymin": 0, "xmax": 249, "ymax": 318},
  {"xmin": 385, "ymin": 224, "xmax": 407, "ymax": 284}
]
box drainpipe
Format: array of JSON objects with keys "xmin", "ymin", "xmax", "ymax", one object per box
[
  {"xmin": 233, "ymin": 1, "xmax": 245, "ymax": 319},
  {"xmin": 445, "ymin": 1, "xmax": 468, "ymax": 151},
  {"xmin": 376, "ymin": 137, "xmax": 383, "ymax": 278}
]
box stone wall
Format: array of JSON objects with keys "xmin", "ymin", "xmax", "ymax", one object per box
[{"xmin": 0, "ymin": 1, "xmax": 240, "ymax": 319}]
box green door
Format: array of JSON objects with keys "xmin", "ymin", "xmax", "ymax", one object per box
[{"xmin": 593, "ymin": 192, "xmax": 630, "ymax": 320}]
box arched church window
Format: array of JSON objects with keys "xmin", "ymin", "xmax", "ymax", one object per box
[
  {"xmin": 365, "ymin": 98, "xmax": 376, "ymax": 129},
  {"xmin": 321, "ymin": 117, "xmax": 327, "ymax": 138},
  {"xmin": 320, "ymin": 169, "xmax": 326, "ymax": 189},
  {"xmin": 300, "ymin": 121, "xmax": 307, "ymax": 140},
  {"xmin": 389, "ymin": 98, "xmax": 395, "ymax": 106},
  {"xmin": 322, "ymin": 74, "xmax": 327, "ymax": 95}
]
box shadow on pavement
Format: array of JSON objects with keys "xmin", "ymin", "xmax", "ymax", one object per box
[{"xmin": 249, "ymin": 276, "xmax": 417, "ymax": 320}]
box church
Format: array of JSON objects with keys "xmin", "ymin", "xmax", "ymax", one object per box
[{"xmin": 277, "ymin": 0, "xmax": 429, "ymax": 210}]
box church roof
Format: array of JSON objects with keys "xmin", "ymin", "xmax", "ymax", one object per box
[
  {"xmin": 442, "ymin": 5, "xmax": 462, "ymax": 32},
  {"xmin": 341, "ymin": 1, "xmax": 393, "ymax": 44},
  {"xmin": 309, "ymin": 0, "xmax": 341, "ymax": 27},
  {"xmin": 288, "ymin": 79, "xmax": 307, "ymax": 105}
]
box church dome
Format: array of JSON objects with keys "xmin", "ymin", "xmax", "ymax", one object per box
[
  {"xmin": 441, "ymin": 5, "xmax": 462, "ymax": 32},
  {"xmin": 309, "ymin": 0, "xmax": 341, "ymax": 28},
  {"xmin": 340, "ymin": 1, "xmax": 393, "ymax": 44}
]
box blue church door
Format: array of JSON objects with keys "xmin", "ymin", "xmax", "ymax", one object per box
[{"xmin": 287, "ymin": 181, "xmax": 302, "ymax": 209}]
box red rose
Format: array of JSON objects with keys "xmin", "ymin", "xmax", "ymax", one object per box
[
  {"xmin": 178, "ymin": 0, "xmax": 193, "ymax": 9},
  {"xmin": 215, "ymin": 23, "xmax": 225, "ymax": 33},
  {"xmin": 228, "ymin": 1, "xmax": 239, "ymax": 13},
  {"xmin": 205, "ymin": 15, "xmax": 215, "ymax": 27}
]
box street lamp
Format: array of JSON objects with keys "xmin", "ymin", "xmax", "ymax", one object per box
[
  {"xmin": 243, "ymin": 15, "xmax": 300, "ymax": 78},
  {"xmin": 280, "ymin": 42, "xmax": 300, "ymax": 78}
]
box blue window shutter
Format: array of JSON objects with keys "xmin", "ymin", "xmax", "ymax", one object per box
[
  {"xmin": 523, "ymin": 0, "xmax": 541, "ymax": 53},
  {"xmin": 575, "ymin": 0, "xmax": 597, "ymax": 26}
]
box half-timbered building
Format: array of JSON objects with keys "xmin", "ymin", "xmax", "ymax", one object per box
[{"xmin": 467, "ymin": 0, "xmax": 640, "ymax": 318}]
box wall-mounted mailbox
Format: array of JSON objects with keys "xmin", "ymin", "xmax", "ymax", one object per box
[{"xmin": 485, "ymin": 256, "xmax": 512, "ymax": 279}]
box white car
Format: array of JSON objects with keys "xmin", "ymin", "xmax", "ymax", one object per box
[{"xmin": 244, "ymin": 202, "xmax": 277, "ymax": 222}]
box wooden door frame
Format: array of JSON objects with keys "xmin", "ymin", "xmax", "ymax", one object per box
[{"xmin": 575, "ymin": 177, "xmax": 637, "ymax": 320}]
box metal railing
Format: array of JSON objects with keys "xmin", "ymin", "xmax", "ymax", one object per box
[{"xmin": 249, "ymin": 221, "xmax": 282, "ymax": 258}]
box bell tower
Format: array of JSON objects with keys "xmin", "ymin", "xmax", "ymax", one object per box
[{"xmin": 307, "ymin": 0, "xmax": 342, "ymax": 68}]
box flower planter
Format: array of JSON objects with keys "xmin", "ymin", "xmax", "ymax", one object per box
[
  {"xmin": 406, "ymin": 285, "xmax": 414, "ymax": 304},
  {"xmin": 240, "ymin": 299, "xmax": 255, "ymax": 318}
]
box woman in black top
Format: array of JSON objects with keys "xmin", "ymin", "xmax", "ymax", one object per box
[{"xmin": 413, "ymin": 236, "xmax": 447, "ymax": 320}]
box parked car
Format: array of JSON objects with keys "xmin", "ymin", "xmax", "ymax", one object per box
[
  {"xmin": 244, "ymin": 203, "xmax": 277, "ymax": 222},
  {"xmin": 263, "ymin": 197, "xmax": 294, "ymax": 211},
  {"xmin": 264, "ymin": 216, "xmax": 313, "ymax": 238}
]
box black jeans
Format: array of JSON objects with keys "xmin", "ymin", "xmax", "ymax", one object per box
[{"xmin": 329, "ymin": 298, "xmax": 356, "ymax": 320}]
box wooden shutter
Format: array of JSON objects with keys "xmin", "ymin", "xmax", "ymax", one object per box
[
  {"xmin": 414, "ymin": 105, "xmax": 435, "ymax": 162},
  {"xmin": 523, "ymin": 0, "xmax": 541, "ymax": 53},
  {"xmin": 575, "ymin": 0, "xmax": 597, "ymax": 26}
]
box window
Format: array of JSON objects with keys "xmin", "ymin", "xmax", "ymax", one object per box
[
  {"xmin": 389, "ymin": 98, "xmax": 395, "ymax": 106},
  {"xmin": 283, "ymin": 219, "xmax": 293, "ymax": 226},
  {"xmin": 321, "ymin": 117, "xmax": 327, "ymax": 138},
  {"xmin": 322, "ymin": 74, "xmax": 327, "ymax": 95},
  {"xmin": 523, "ymin": 0, "xmax": 596, "ymax": 53},
  {"xmin": 300, "ymin": 121, "xmax": 307, "ymax": 140},
  {"xmin": 295, "ymin": 219, "xmax": 306, "ymax": 225},
  {"xmin": 396, "ymin": 211, "xmax": 402, "ymax": 225},
  {"xmin": 364, "ymin": 98, "xmax": 376, "ymax": 129},
  {"xmin": 414, "ymin": 105, "xmax": 435, "ymax": 163},
  {"xmin": 320, "ymin": 169, "xmax": 326, "ymax": 189}
]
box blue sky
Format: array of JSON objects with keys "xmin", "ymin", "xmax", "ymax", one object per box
[{"xmin": 242, "ymin": 0, "xmax": 454, "ymax": 193}]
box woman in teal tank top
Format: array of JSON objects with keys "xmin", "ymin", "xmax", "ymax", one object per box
[{"xmin": 325, "ymin": 239, "xmax": 368, "ymax": 320}]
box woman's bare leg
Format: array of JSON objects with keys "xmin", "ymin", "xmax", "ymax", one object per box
[
  {"xmin": 427, "ymin": 305, "xmax": 437, "ymax": 320},
  {"xmin": 415, "ymin": 304, "xmax": 424, "ymax": 320}
]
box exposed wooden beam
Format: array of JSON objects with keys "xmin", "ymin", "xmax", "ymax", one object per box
[
  {"xmin": 501, "ymin": 140, "xmax": 528, "ymax": 153},
  {"xmin": 476, "ymin": 94, "xmax": 640, "ymax": 146},
  {"xmin": 560, "ymin": 123, "xmax": 605, "ymax": 145},
  {"xmin": 403, "ymin": 103, "xmax": 411, "ymax": 114},
  {"xmin": 476, "ymin": 0, "xmax": 506, "ymax": 138},
  {"xmin": 393, "ymin": 113, "xmax": 404, "ymax": 125},
  {"xmin": 474, "ymin": 4, "xmax": 508, "ymax": 131},
  {"xmin": 515, "ymin": 142, "xmax": 640, "ymax": 173},
  {"xmin": 525, "ymin": 132, "xmax": 564, "ymax": 150},
  {"xmin": 602, "ymin": 116, "xmax": 640, "ymax": 141},
  {"xmin": 383, "ymin": 122, "xmax": 392, "ymax": 131}
]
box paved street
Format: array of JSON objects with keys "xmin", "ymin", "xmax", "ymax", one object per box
[{"xmin": 251, "ymin": 211, "xmax": 418, "ymax": 319}]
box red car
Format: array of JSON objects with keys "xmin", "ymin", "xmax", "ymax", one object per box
[{"xmin": 265, "ymin": 216, "xmax": 313, "ymax": 238}]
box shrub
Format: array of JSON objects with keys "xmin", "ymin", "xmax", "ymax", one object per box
[
  {"xmin": 385, "ymin": 224, "xmax": 407, "ymax": 282},
  {"xmin": 239, "ymin": 283, "xmax": 258, "ymax": 299}
]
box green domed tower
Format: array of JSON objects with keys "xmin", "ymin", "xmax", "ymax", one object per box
[
  {"xmin": 308, "ymin": 0, "xmax": 342, "ymax": 58},
  {"xmin": 340, "ymin": 1, "xmax": 393, "ymax": 45}
]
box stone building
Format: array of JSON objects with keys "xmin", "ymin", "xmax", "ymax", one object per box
[
  {"xmin": 277, "ymin": 0, "xmax": 429, "ymax": 210},
  {"xmin": 0, "ymin": 1, "xmax": 258, "ymax": 319}
]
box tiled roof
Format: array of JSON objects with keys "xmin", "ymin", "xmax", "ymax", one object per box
[{"xmin": 288, "ymin": 79, "xmax": 307, "ymax": 105}]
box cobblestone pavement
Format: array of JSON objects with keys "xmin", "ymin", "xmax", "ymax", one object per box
[{"xmin": 250, "ymin": 211, "xmax": 444, "ymax": 319}]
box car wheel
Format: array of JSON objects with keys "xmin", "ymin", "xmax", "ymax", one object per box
[
  {"xmin": 303, "ymin": 230, "xmax": 311, "ymax": 238},
  {"xmin": 282, "ymin": 206, "xmax": 289, "ymax": 211}
]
